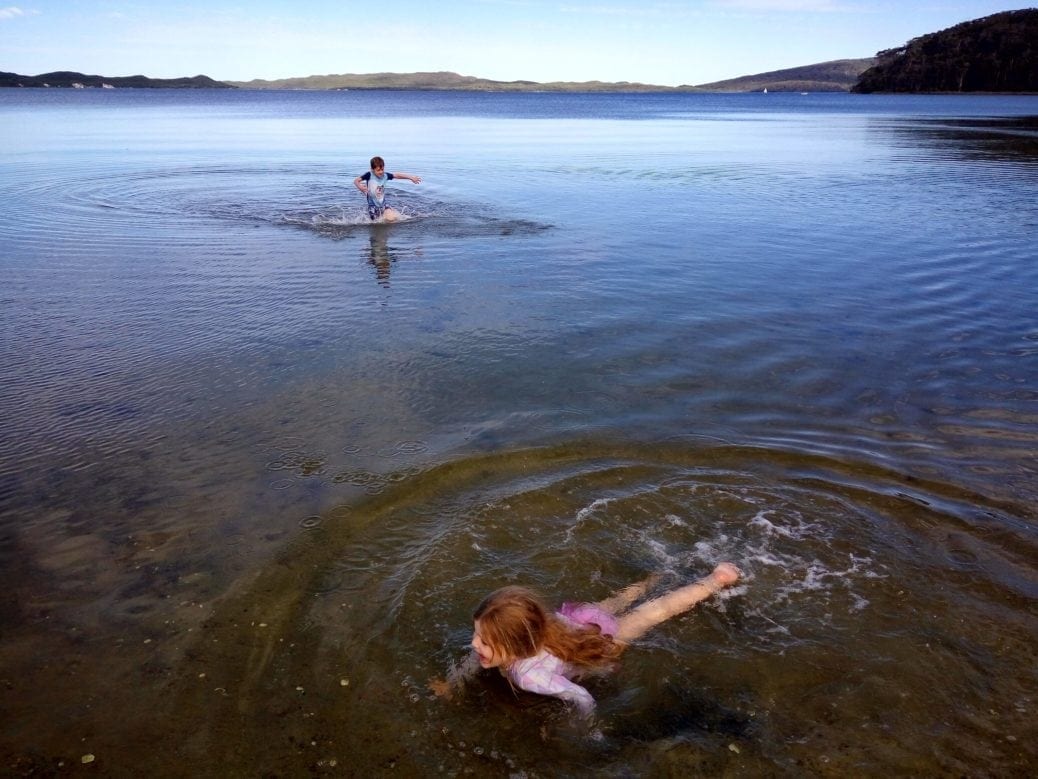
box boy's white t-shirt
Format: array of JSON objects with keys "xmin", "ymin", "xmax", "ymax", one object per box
[{"xmin": 362, "ymin": 171, "xmax": 394, "ymax": 205}]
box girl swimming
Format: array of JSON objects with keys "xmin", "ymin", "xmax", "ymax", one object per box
[{"xmin": 433, "ymin": 563, "xmax": 741, "ymax": 716}]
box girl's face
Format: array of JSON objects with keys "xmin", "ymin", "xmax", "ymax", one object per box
[{"xmin": 471, "ymin": 620, "xmax": 507, "ymax": 669}]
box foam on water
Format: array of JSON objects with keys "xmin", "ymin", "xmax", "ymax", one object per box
[
  {"xmin": 285, "ymin": 201, "xmax": 430, "ymax": 234},
  {"xmin": 550, "ymin": 465, "xmax": 888, "ymax": 653}
]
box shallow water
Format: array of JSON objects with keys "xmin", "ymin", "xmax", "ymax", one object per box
[{"xmin": 1, "ymin": 89, "xmax": 1036, "ymax": 776}]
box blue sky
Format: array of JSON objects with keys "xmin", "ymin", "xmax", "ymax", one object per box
[{"xmin": 1, "ymin": 1, "xmax": 1032, "ymax": 85}]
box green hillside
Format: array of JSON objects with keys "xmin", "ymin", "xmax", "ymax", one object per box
[
  {"xmin": 695, "ymin": 59, "xmax": 875, "ymax": 92},
  {"xmin": 227, "ymin": 71, "xmax": 695, "ymax": 92},
  {"xmin": 0, "ymin": 71, "xmax": 233, "ymax": 88},
  {"xmin": 226, "ymin": 59, "xmax": 875, "ymax": 93}
]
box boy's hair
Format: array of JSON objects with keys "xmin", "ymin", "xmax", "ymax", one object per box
[
  {"xmin": 474, "ymin": 586, "xmax": 623, "ymax": 669},
  {"xmin": 370, "ymin": 156, "xmax": 385, "ymax": 170}
]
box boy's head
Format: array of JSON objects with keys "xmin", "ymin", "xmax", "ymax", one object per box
[{"xmin": 369, "ymin": 156, "xmax": 385, "ymax": 172}]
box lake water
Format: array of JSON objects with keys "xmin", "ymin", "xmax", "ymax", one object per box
[{"xmin": 1, "ymin": 89, "xmax": 1036, "ymax": 775}]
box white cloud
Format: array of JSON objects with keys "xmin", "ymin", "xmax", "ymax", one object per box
[
  {"xmin": 711, "ymin": 0, "xmax": 851, "ymax": 10},
  {"xmin": 559, "ymin": 4, "xmax": 649, "ymax": 14},
  {"xmin": 558, "ymin": 2, "xmax": 703, "ymax": 16},
  {"xmin": 0, "ymin": 6, "xmax": 39, "ymax": 20}
]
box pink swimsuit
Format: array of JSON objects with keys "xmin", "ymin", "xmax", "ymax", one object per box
[{"xmin": 505, "ymin": 602, "xmax": 618, "ymax": 714}]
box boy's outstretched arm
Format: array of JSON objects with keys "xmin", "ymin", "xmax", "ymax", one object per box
[{"xmin": 392, "ymin": 172, "xmax": 422, "ymax": 184}]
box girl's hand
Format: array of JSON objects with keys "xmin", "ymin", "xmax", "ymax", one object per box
[
  {"xmin": 554, "ymin": 708, "xmax": 607, "ymax": 748},
  {"xmin": 428, "ymin": 677, "xmax": 453, "ymax": 699}
]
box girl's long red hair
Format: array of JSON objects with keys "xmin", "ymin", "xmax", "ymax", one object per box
[{"xmin": 474, "ymin": 586, "xmax": 623, "ymax": 668}]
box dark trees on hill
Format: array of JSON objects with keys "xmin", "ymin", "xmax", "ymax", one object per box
[{"xmin": 853, "ymin": 9, "xmax": 1038, "ymax": 93}]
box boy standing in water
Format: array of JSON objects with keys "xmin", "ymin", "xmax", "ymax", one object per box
[{"xmin": 354, "ymin": 156, "xmax": 421, "ymax": 222}]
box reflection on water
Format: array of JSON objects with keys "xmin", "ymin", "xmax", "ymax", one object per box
[
  {"xmin": 369, "ymin": 226, "xmax": 395, "ymax": 286},
  {"xmin": 365, "ymin": 225, "xmax": 426, "ymax": 287},
  {"xmin": 887, "ymin": 114, "xmax": 1038, "ymax": 162},
  {"xmin": 1, "ymin": 90, "xmax": 1036, "ymax": 775}
]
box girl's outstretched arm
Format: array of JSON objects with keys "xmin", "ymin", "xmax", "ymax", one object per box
[
  {"xmin": 614, "ymin": 563, "xmax": 740, "ymax": 644},
  {"xmin": 429, "ymin": 650, "xmax": 481, "ymax": 699}
]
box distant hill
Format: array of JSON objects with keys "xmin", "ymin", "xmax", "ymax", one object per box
[
  {"xmin": 0, "ymin": 71, "xmax": 234, "ymax": 89},
  {"xmin": 853, "ymin": 9, "xmax": 1038, "ymax": 93},
  {"xmin": 2, "ymin": 64, "xmax": 870, "ymax": 93},
  {"xmin": 227, "ymin": 60, "xmax": 875, "ymax": 93},
  {"xmin": 227, "ymin": 71, "xmax": 702, "ymax": 92},
  {"xmin": 695, "ymin": 58, "xmax": 875, "ymax": 92}
]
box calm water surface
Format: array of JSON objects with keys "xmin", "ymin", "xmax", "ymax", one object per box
[{"xmin": 1, "ymin": 89, "xmax": 1037, "ymax": 776}]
